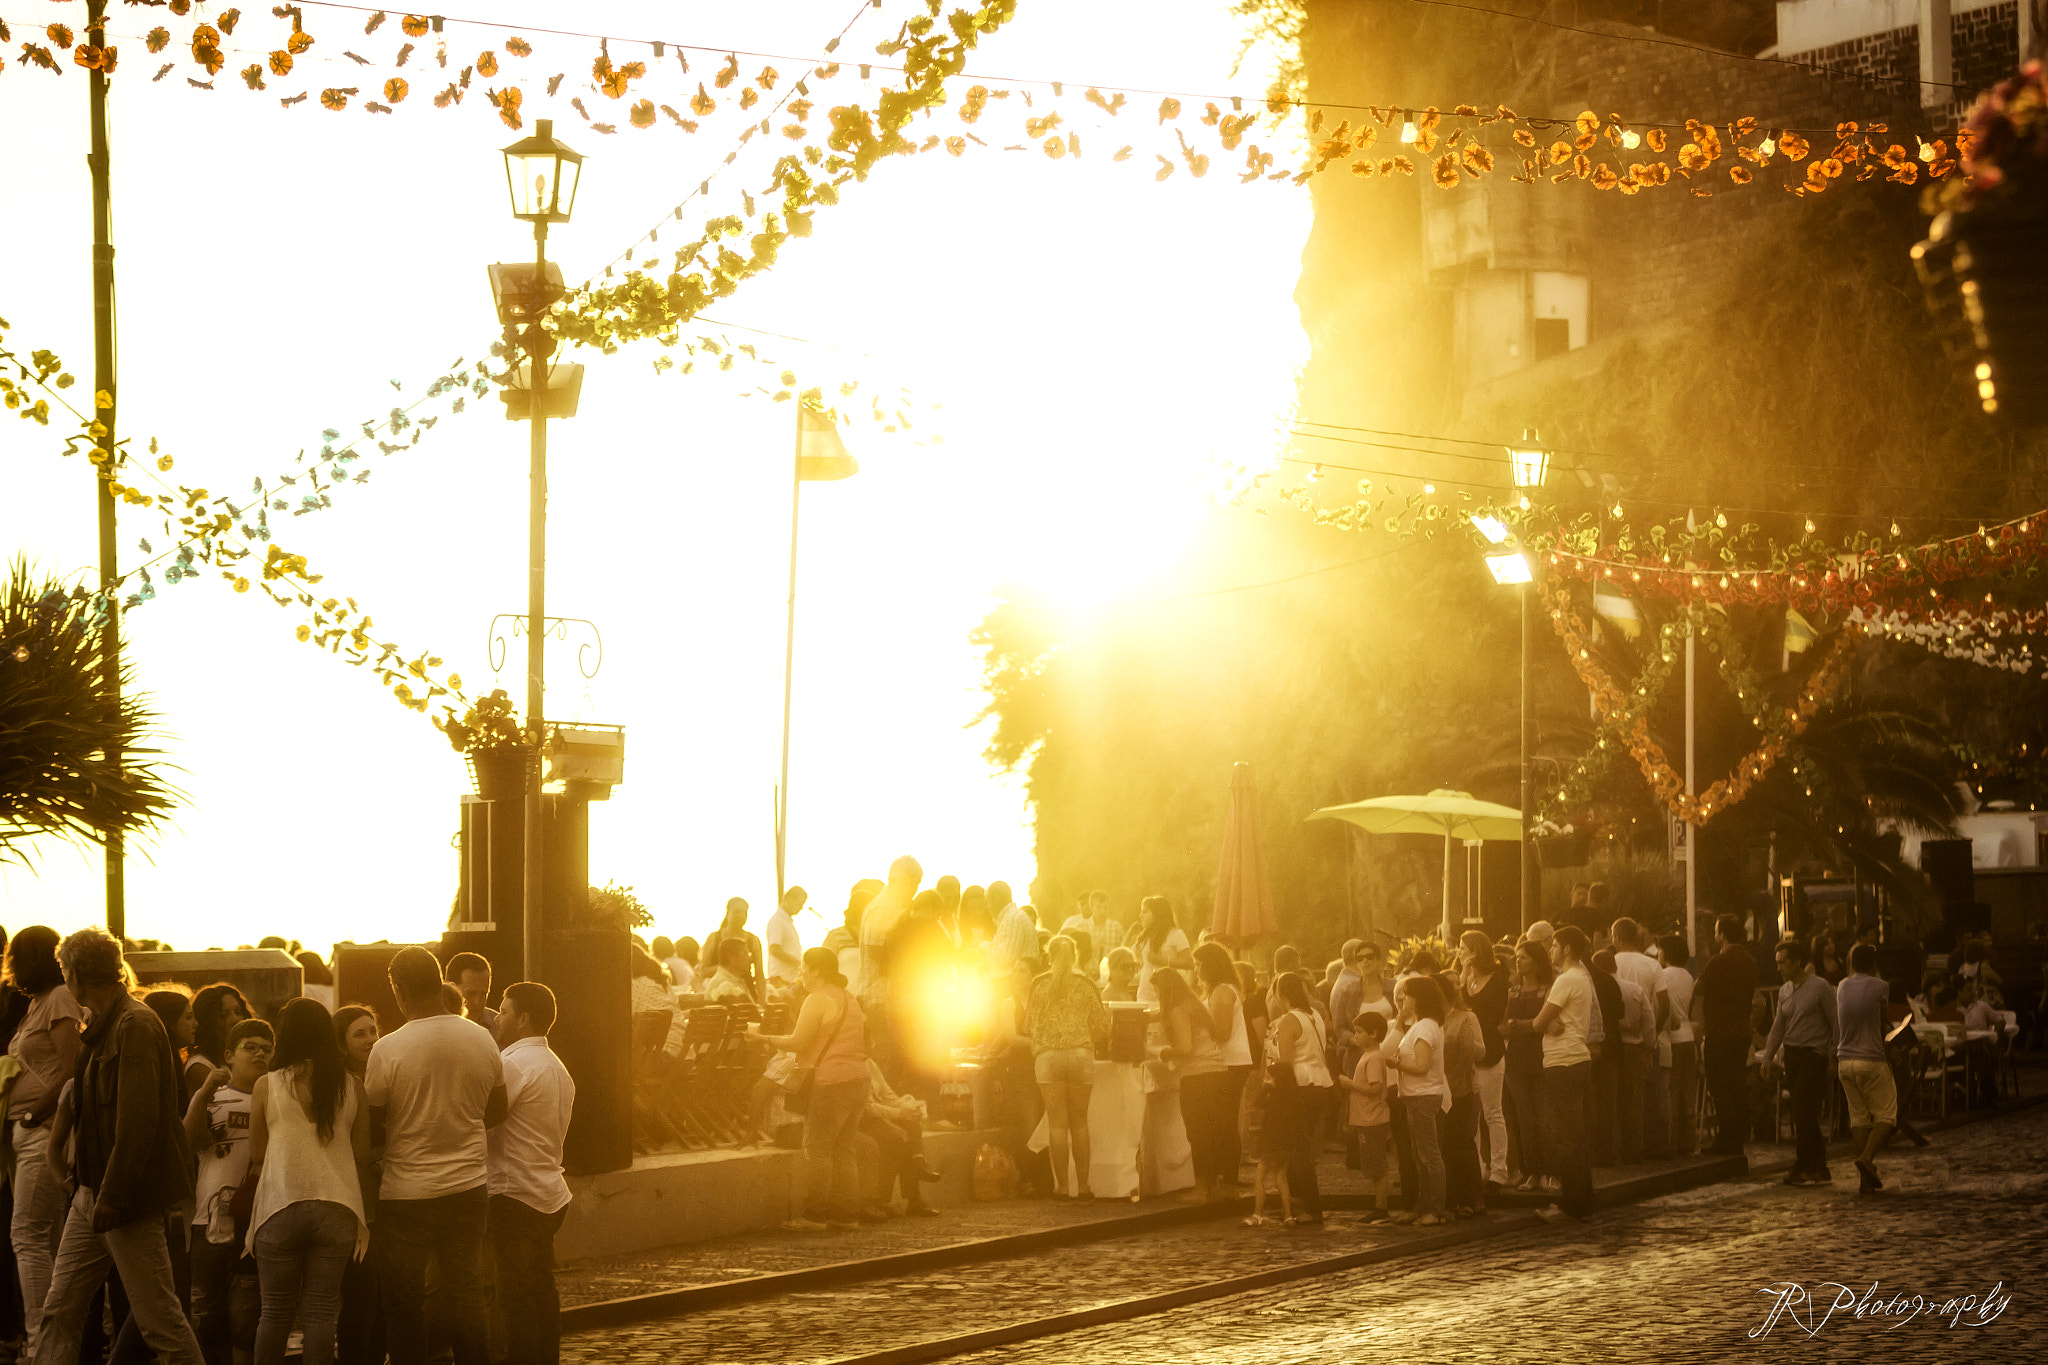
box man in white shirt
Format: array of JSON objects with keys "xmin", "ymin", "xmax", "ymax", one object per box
[
  {"xmin": 367, "ymin": 947, "xmax": 508, "ymax": 1365},
  {"xmin": 858, "ymin": 857, "xmax": 921, "ymax": 1009},
  {"xmin": 1058, "ymin": 890, "xmax": 1121, "ymax": 978},
  {"xmin": 1609, "ymin": 917, "xmax": 1669, "ymax": 1160},
  {"xmin": 1504, "ymin": 926, "xmax": 1594, "ymax": 1220},
  {"xmin": 986, "ymin": 882, "xmax": 1040, "ymax": 977},
  {"xmin": 487, "ymin": 983, "xmax": 576, "ymax": 1365},
  {"xmin": 764, "ymin": 887, "xmax": 807, "ymax": 990}
]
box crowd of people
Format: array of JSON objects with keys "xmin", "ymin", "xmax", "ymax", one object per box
[
  {"xmin": 628, "ymin": 863, "xmax": 2012, "ymax": 1235},
  {"xmin": 0, "ymin": 926, "xmax": 575, "ymax": 1365}
]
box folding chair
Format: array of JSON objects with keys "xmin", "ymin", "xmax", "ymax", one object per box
[
  {"xmin": 670, "ymin": 1007, "xmax": 733, "ymax": 1147},
  {"xmin": 631, "ymin": 1010, "xmax": 685, "ymax": 1153}
]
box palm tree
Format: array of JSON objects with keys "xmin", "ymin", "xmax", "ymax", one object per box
[{"xmin": 0, "ymin": 559, "xmax": 178, "ymax": 861}]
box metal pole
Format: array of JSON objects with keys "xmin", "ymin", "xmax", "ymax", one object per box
[
  {"xmin": 523, "ymin": 220, "xmax": 549, "ymax": 982},
  {"xmin": 1685, "ymin": 624, "xmax": 1698, "ymax": 958},
  {"xmin": 1519, "ymin": 578, "xmax": 1533, "ymax": 933},
  {"xmin": 776, "ymin": 404, "xmax": 802, "ymax": 903},
  {"xmin": 88, "ymin": 0, "xmax": 123, "ymax": 939}
]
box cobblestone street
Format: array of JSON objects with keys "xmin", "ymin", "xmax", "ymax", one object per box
[{"xmin": 563, "ymin": 1102, "xmax": 2047, "ymax": 1364}]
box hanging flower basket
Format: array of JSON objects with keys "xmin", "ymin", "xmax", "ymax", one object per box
[
  {"xmin": 1536, "ymin": 829, "xmax": 1591, "ymax": 868},
  {"xmin": 1915, "ymin": 61, "xmax": 2048, "ymax": 426},
  {"xmin": 467, "ymin": 747, "xmax": 533, "ymax": 803}
]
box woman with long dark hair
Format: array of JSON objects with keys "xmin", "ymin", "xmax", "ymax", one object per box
[
  {"xmin": 6, "ymin": 925, "xmax": 82, "ymax": 1357},
  {"xmin": 1127, "ymin": 897, "xmax": 1192, "ymax": 1006},
  {"xmin": 1386, "ymin": 974, "xmax": 1449, "ymax": 1227},
  {"xmin": 144, "ymin": 989, "xmax": 199, "ymax": 1103},
  {"xmin": 1193, "ymin": 943, "xmax": 1253, "ymax": 1187},
  {"xmin": 246, "ymin": 998, "xmax": 369, "ymax": 1365},
  {"xmin": 329, "ymin": 1007, "xmax": 383, "ymax": 1365},
  {"xmin": 188, "ymin": 983, "xmax": 254, "ymax": 1096},
  {"xmin": 1504, "ymin": 940, "xmax": 1554, "ymax": 1193},
  {"xmin": 1437, "ymin": 976, "xmax": 1487, "ymax": 1218},
  {"xmin": 1458, "ymin": 931, "xmax": 1511, "ymax": 1192},
  {"xmin": 1262, "ymin": 972, "xmax": 1333, "ymax": 1225},
  {"xmin": 1155, "ymin": 966, "xmax": 1228, "ymax": 1200}
]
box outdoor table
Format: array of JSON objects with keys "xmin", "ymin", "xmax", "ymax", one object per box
[{"xmin": 1028, "ymin": 1059, "xmax": 1196, "ymax": 1199}]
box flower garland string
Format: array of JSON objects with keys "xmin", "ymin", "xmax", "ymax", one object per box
[{"xmin": 1544, "ymin": 583, "xmax": 1856, "ymax": 826}]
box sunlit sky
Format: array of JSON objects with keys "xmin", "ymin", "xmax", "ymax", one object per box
[{"xmin": 0, "ymin": 0, "xmax": 1309, "ymax": 955}]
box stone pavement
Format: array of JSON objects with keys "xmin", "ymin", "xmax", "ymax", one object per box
[
  {"xmin": 954, "ymin": 1102, "xmax": 2048, "ymax": 1365},
  {"xmin": 561, "ymin": 1090, "xmax": 2046, "ymax": 1364}
]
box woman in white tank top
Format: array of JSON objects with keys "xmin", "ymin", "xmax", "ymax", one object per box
[
  {"xmin": 1192, "ymin": 944, "xmax": 1255, "ymax": 1190},
  {"xmin": 244, "ymin": 999, "xmax": 370, "ymax": 1365}
]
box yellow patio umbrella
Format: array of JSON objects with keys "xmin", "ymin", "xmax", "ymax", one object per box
[{"xmin": 1307, "ymin": 789, "xmax": 1523, "ymax": 945}]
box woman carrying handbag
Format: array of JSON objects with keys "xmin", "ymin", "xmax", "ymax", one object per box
[{"xmin": 758, "ymin": 949, "xmax": 867, "ymax": 1232}]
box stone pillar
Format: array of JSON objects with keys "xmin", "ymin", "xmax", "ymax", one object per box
[{"xmin": 1920, "ymin": 0, "xmax": 1953, "ymax": 110}]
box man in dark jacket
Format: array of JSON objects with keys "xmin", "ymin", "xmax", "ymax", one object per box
[{"xmin": 32, "ymin": 927, "xmax": 201, "ymax": 1365}]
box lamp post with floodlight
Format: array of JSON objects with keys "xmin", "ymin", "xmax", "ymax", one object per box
[{"xmin": 1477, "ymin": 428, "xmax": 1551, "ymax": 933}]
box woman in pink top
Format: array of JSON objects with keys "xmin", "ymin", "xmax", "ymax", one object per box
[{"xmin": 758, "ymin": 947, "xmax": 867, "ymax": 1232}]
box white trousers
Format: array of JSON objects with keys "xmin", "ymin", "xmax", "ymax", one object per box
[{"xmin": 1473, "ymin": 1058, "xmax": 1510, "ymax": 1184}]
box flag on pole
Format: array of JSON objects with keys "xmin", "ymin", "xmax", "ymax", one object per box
[
  {"xmin": 1784, "ymin": 606, "xmax": 1817, "ymax": 655},
  {"xmin": 1592, "ymin": 590, "xmax": 1642, "ymax": 642},
  {"xmin": 796, "ymin": 404, "xmax": 859, "ymax": 481}
]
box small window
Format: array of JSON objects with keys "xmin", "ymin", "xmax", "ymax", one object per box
[{"xmin": 1533, "ymin": 316, "xmax": 1570, "ymax": 363}]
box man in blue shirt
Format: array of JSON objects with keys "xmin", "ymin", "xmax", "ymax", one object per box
[{"xmin": 1761, "ymin": 938, "xmax": 1839, "ymax": 1186}]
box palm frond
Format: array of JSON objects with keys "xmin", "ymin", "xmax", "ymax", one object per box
[{"xmin": 0, "ymin": 559, "xmax": 181, "ymax": 860}]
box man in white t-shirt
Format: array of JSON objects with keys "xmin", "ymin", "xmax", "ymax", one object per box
[
  {"xmin": 764, "ymin": 887, "xmax": 807, "ymax": 989},
  {"xmin": 486, "ymin": 983, "xmax": 576, "ymax": 1365},
  {"xmin": 1657, "ymin": 933, "xmax": 1700, "ymax": 1156},
  {"xmin": 1609, "ymin": 917, "xmax": 1669, "ymax": 1160},
  {"xmin": 367, "ymin": 946, "xmax": 508, "ymax": 1365},
  {"xmin": 1505, "ymin": 926, "xmax": 1594, "ymax": 1220}
]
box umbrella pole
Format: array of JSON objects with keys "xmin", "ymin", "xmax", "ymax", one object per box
[{"xmin": 1442, "ymin": 829, "xmax": 1452, "ymax": 947}]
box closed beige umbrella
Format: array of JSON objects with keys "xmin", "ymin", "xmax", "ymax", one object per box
[{"xmin": 1212, "ymin": 763, "xmax": 1279, "ymax": 945}]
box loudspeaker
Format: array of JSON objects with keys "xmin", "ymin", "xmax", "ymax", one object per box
[
  {"xmin": 333, "ymin": 942, "xmax": 435, "ymax": 1040},
  {"xmin": 542, "ymin": 927, "xmax": 632, "ymax": 1176},
  {"xmin": 1921, "ymin": 839, "xmax": 1975, "ymax": 909}
]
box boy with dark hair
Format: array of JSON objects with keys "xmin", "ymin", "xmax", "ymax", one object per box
[
  {"xmin": 184, "ymin": 1019, "xmax": 273, "ymax": 1365},
  {"xmin": 1339, "ymin": 1012, "xmax": 1393, "ymax": 1222}
]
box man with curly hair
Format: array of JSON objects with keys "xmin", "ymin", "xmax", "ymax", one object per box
[{"xmin": 33, "ymin": 926, "xmax": 203, "ymax": 1365}]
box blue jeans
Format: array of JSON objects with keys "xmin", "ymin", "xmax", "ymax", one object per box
[
  {"xmin": 375, "ymin": 1187, "xmax": 488, "ymax": 1365},
  {"xmin": 189, "ymin": 1234, "xmax": 258, "ymax": 1365},
  {"xmin": 1542, "ymin": 1061, "xmax": 1594, "ymax": 1218},
  {"xmin": 1400, "ymin": 1094, "xmax": 1446, "ymax": 1216},
  {"xmin": 253, "ymin": 1201, "xmax": 356, "ymax": 1365},
  {"xmin": 802, "ymin": 1078, "xmax": 868, "ymax": 1223}
]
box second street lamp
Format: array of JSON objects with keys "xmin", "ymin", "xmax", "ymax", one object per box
[
  {"xmin": 497, "ymin": 118, "xmax": 584, "ymax": 982},
  {"xmin": 1484, "ymin": 428, "xmax": 1551, "ymax": 933}
]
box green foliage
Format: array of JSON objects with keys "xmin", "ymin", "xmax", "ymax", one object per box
[
  {"xmin": 556, "ymin": 1, "xmax": 1018, "ymax": 356},
  {"xmin": 0, "ymin": 560, "xmax": 179, "ymax": 860},
  {"xmin": 583, "ymin": 880, "xmax": 654, "ymax": 934},
  {"xmin": 434, "ymin": 688, "xmax": 525, "ymax": 756}
]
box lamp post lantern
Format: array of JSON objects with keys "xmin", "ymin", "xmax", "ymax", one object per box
[
  {"xmin": 1505, "ymin": 428, "xmax": 1551, "ymax": 932},
  {"xmin": 499, "ymin": 118, "xmax": 582, "ymax": 982}
]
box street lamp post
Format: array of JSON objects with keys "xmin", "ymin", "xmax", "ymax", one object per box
[
  {"xmin": 1480, "ymin": 429, "xmax": 1552, "ymax": 934},
  {"xmin": 500, "ymin": 119, "xmax": 583, "ymax": 981}
]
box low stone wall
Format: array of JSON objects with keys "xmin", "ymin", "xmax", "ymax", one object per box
[{"xmin": 557, "ymin": 1126, "xmax": 1004, "ymax": 1263}]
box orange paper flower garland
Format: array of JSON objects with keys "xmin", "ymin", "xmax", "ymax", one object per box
[{"xmin": 1545, "ymin": 585, "xmax": 1856, "ymax": 826}]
